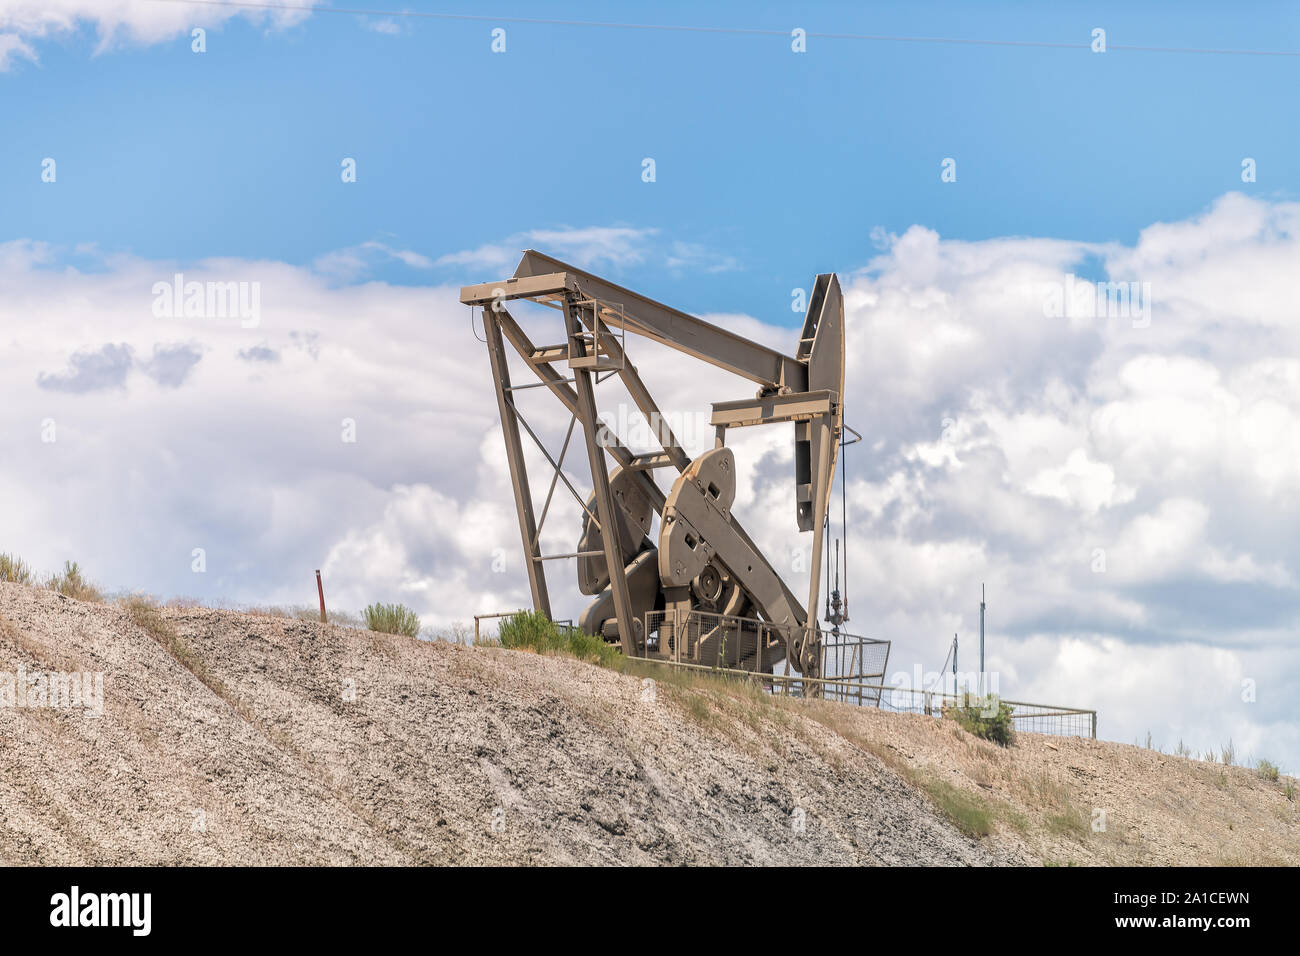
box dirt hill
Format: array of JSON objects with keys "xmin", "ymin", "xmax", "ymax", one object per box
[{"xmin": 1, "ymin": 582, "xmax": 1295, "ymax": 865}]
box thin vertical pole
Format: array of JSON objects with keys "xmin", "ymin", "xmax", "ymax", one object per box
[
  {"xmin": 315, "ymin": 570, "xmax": 327, "ymax": 623},
  {"xmin": 953, "ymin": 633, "xmax": 958, "ymax": 702},
  {"xmin": 979, "ymin": 583, "xmax": 986, "ymax": 697}
]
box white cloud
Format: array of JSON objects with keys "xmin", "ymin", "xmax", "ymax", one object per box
[
  {"xmin": 362, "ymin": 17, "xmax": 401, "ymax": 36},
  {"xmin": 2, "ymin": 194, "xmax": 1298, "ymax": 770},
  {"xmin": 313, "ymin": 240, "xmax": 433, "ymax": 282},
  {"xmin": 0, "ymin": 29, "xmax": 33, "ymax": 68},
  {"xmin": 435, "ymin": 226, "xmax": 659, "ymax": 272},
  {"xmin": 664, "ymin": 241, "xmax": 741, "ymax": 274},
  {"xmin": 432, "ymin": 225, "xmax": 749, "ymax": 281},
  {"xmin": 0, "ymin": 0, "xmax": 316, "ymax": 68}
]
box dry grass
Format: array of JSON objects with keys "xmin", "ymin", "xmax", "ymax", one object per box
[
  {"xmin": 786, "ymin": 694, "xmax": 1027, "ymax": 841},
  {"xmin": 0, "ymin": 609, "xmax": 86, "ymax": 672},
  {"xmin": 634, "ymin": 664, "xmax": 756, "ymax": 737},
  {"xmin": 434, "ymin": 622, "xmax": 476, "ymax": 644},
  {"xmin": 611, "ymin": 661, "xmax": 803, "ymax": 762},
  {"xmin": 183, "ymin": 600, "xmax": 365, "ymax": 629},
  {"xmin": 122, "ymin": 597, "xmax": 247, "ymax": 720},
  {"xmin": 46, "ymin": 561, "xmax": 103, "ymax": 603},
  {"xmin": 0, "ymin": 553, "xmax": 34, "ymax": 584},
  {"xmin": 764, "ymin": 689, "xmax": 1299, "ymax": 865},
  {"xmin": 118, "ymin": 596, "xmax": 433, "ymax": 860},
  {"xmin": 917, "ymin": 773, "xmax": 995, "ymax": 838},
  {"xmin": 1, "ymin": 552, "xmax": 104, "ymax": 601},
  {"xmin": 9, "ymin": 577, "xmax": 1297, "ymax": 866}
]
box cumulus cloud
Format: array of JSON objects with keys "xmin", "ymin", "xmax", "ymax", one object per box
[
  {"xmin": 36, "ymin": 342, "xmax": 134, "ymax": 392},
  {"xmin": 35, "ymin": 340, "xmax": 203, "ymax": 391},
  {"xmin": 140, "ymin": 342, "xmax": 203, "ymax": 387},
  {"xmin": 1, "ymin": 193, "xmax": 1297, "ymax": 770},
  {"xmin": 825, "ymin": 193, "xmax": 1299, "ymax": 768},
  {"xmin": 0, "ymin": 0, "xmax": 316, "ymax": 68}
]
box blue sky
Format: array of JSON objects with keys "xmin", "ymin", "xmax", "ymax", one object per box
[
  {"xmin": 2, "ymin": 2, "xmax": 1300, "ymax": 768},
  {"xmin": 5, "ymin": 0, "xmax": 1297, "ymax": 317}
]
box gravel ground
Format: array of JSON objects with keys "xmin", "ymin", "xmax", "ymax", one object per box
[
  {"xmin": 810, "ymin": 701, "xmax": 1300, "ymax": 865},
  {"xmin": 2, "ymin": 581, "xmax": 1293, "ymax": 865}
]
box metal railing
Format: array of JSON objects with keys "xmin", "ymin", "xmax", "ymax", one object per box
[
  {"xmin": 871, "ymin": 682, "xmax": 1096, "ymax": 738},
  {"xmin": 642, "ymin": 608, "xmax": 891, "ymax": 702},
  {"xmin": 820, "ymin": 634, "xmax": 891, "ymax": 706},
  {"xmin": 629, "ymin": 657, "xmax": 1097, "ymax": 739},
  {"xmin": 476, "ymin": 608, "xmax": 1095, "ymax": 738}
]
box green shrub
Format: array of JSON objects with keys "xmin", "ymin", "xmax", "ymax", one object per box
[
  {"xmin": 1257, "ymin": 759, "xmax": 1280, "ymax": 783},
  {"xmin": 0, "ymin": 553, "xmax": 33, "ymax": 584},
  {"xmin": 47, "ymin": 560, "xmax": 103, "ymax": 602},
  {"xmin": 947, "ymin": 696, "xmax": 1016, "ymax": 747},
  {"xmin": 498, "ymin": 609, "xmax": 621, "ymax": 668},
  {"xmin": 497, "ymin": 609, "xmax": 561, "ymax": 650},
  {"xmin": 362, "ymin": 602, "xmax": 421, "ymax": 637}
]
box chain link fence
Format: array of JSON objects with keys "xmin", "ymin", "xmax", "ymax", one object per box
[
  {"xmin": 871, "ymin": 683, "xmax": 1097, "ymax": 738},
  {"xmin": 642, "ymin": 609, "xmax": 1093, "ymax": 738}
]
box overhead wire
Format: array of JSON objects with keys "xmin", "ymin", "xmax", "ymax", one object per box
[{"xmin": 145, "ymin": 0, "xmax": 1300, "ymax": 58}]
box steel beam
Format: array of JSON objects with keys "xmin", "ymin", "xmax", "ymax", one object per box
[
  {"xmin": 513, "ymin": 250, "xmax": 806, "ymax": 391},
  {"xmin": 711, "ymin": 390, "xmax": 836, "ymax": 429},
  {"xmin": 482, "ymin": 309, "xmax": 551, "ymax": 618},
  {"xmin": 803, "ymin": 413, "xmax": 833, "ymax": 624},
  {"xmin": 460, "ymin": 272, "xmax": 573, "ymax": 306},
  {"xmin": 626, "ymin": 453, "xmax": 676, "ymax": 471},
  {"xmin": 563, "ymin": 297, "xmax": 639, "ymax": 655}
]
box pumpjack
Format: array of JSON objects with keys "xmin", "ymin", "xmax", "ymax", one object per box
[{"xmin": 461, "ymin": 251, "xmax": 845, "ymax": 680}]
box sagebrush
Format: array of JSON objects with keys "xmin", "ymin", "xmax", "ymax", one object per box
[
  {"xmin": 363, "ymin": 602, "xmax": 421, "ymax": 637},
  {"xmin": 497, "ymin": 609, "xmax": 621, "ymax": 667},
  {"xmin": 48, "ymin": 560, "xmax": 103, "ymax": 602}
]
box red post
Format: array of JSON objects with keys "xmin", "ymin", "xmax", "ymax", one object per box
[{"xmin": 315, "ymin": 569, "xmax": 327, "ymax": 623}]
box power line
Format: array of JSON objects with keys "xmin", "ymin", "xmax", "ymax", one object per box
[{"xmin": 145, "ymin": 0, "xmax": 1300, "ymax": 58}]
